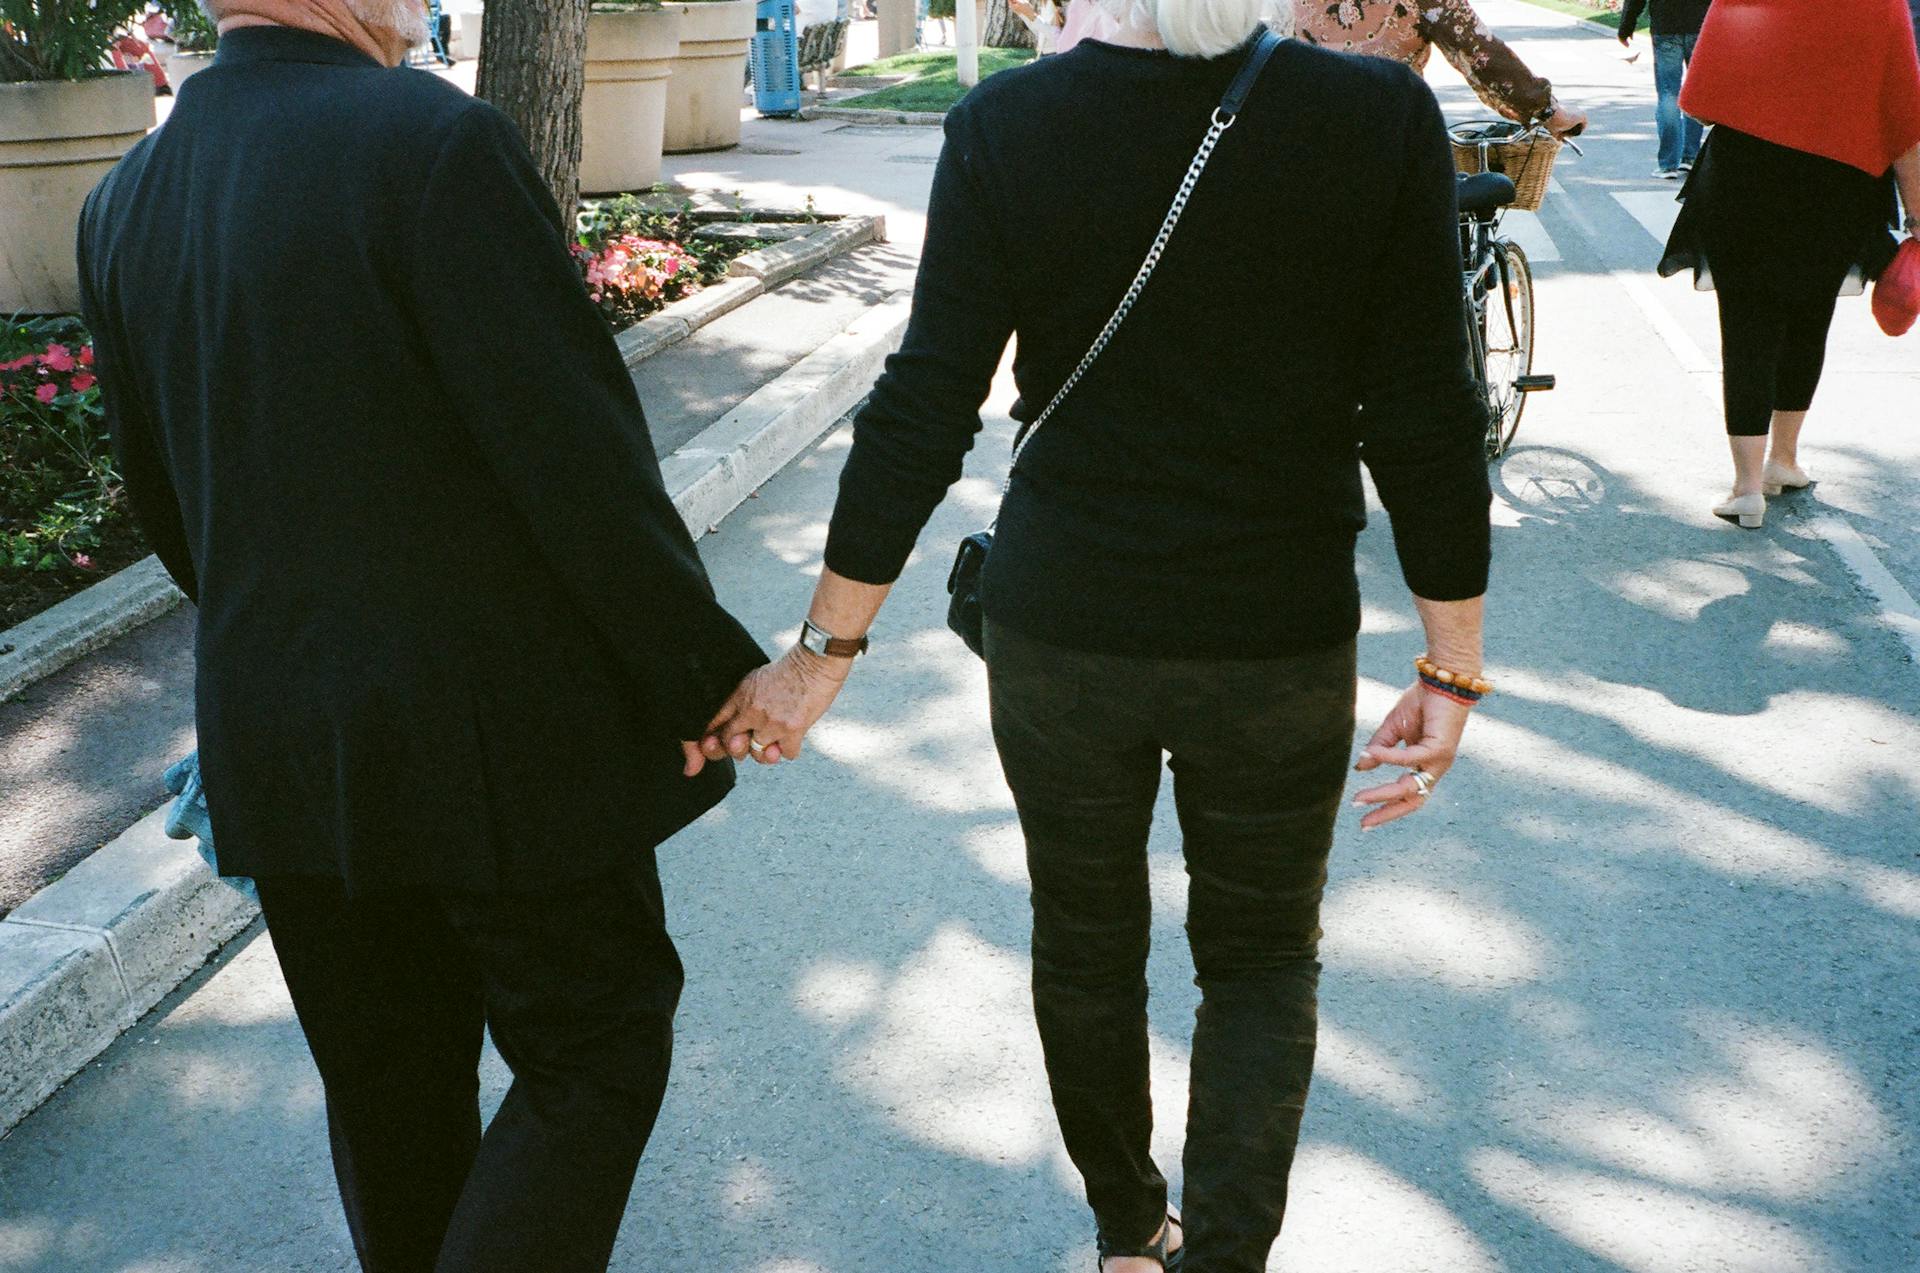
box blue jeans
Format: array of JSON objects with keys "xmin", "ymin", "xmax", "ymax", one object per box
[{"xmin": 1654, "ymin": 34, "xmax": 1703, "ymax": 171}]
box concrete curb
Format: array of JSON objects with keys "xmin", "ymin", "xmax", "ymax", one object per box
[
  {"xmin": 0, "ymin": 558, "xmax": 185, "ymax": 706},
  {"xmin": 665, "ymin": 290, "xmax": 908, "ymax": 536},
  {"xmin": 0, "ymin": 810, "xmax": 256, "ymax": 1132},
  {"xmin": 617, "ymin": 214, "xmax": 884, "ymax": 367},
  {"xmin": 727, "ymin": 215, "xmax": 886, "ymax": 288},
  {"xmin": 0, "ymin": 216, "xmax": 887, "ymax": 709},
  {"xmin": 0, "ymin": 281, "xmax": 910, "ymax": 1136},
  {"xmin": 802, "ymin": 105, "xmax": 946, "ymax": 127}
]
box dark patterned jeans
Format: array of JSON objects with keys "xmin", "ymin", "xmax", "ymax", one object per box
[{"xmin": 984, "ymin": 621, "xmax": 1357, "ymax": 1273}]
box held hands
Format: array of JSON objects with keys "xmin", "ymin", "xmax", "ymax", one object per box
[
  {"xmin": 1351, "ymin": 682, "xmax": 1474, "ymax": 831},
  {"xmin": 680, "ymin": 644, "xmax": 851, "ymax": 777}
]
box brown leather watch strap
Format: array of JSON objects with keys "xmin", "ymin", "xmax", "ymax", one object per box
[
  {"xmin": 821, "ymin": 634, "xmax": 870, "ymax": 658},
  {"xmin": 801, "ymin": 619, "xmax": 869, "ymax": 659}
]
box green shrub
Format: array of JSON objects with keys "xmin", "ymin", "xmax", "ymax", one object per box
[
  {"xmin": 161, "ymin": 0, "xmax": 217, "ymax": 53},
  {"xmin": 1, "ymin": 0, "xmax": 154, "ymax": 82},
  {"xmin": 573, "ymin": 194, "xmax": 760, "ymax": 329},
  {"xmin": 0, "ymin": 316, "xmax": 132, "ymax": 588}
]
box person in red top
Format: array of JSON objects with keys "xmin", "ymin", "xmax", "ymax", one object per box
[{"xmin": 1659, "ymin": 0, "xmax": 1920, "ymax": 528}]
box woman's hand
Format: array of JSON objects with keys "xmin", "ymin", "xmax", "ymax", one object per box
[
  {"xmin": 683, "ymin": 645, "xmax": 852, "ymax": 775},
  {"xmin": 1351, "ymin": 683, "xmax": 1474, "ymax": 830},
  {"xmin": 1545, "ymin": 104, "xmax": 1589, "ymax": 140}
]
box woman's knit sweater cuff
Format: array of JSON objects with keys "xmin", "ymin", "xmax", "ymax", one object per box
[
  {"xmin": 1388, "ymin": 505, "xmax": 1492, "ymax": 602},
  {"xmin": 823, "ymin": 508, "xmax": 923, "ymax": 586}
]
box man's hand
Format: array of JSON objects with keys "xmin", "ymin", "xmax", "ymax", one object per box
[
  {"xmin": 682, "ymin": 645, "xmax": 851, "ymax": 776},
  {"xmin": 1351, "ymin": 683, "xmax": 1473, "ymax": 831}
]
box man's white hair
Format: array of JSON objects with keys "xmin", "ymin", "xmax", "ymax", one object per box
[
  {"xmin": 349, "ymin": 0, "xmax": 431, "ymax": 44},
  {"xmin": 1092, "ymin": 0, "xmax": 1292, "ymax": 58}
]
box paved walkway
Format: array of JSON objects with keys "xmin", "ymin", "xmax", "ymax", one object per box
[{"xmin": 3, "ymin": 6, "xmax": 1917, "ymax": 1270}]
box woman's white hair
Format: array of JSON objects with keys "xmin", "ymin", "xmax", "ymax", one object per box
[{"xmin": 1093, "ymin": 0, "xmax": 1292, "ymax": 58}]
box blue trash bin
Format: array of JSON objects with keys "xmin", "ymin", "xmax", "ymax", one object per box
[{"xmin": 750, "ymin": 0, "xmax": 802, "ymax": 117}]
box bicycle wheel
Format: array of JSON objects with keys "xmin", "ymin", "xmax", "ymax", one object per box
[{"xmin": 1479, "ymin": 241, "xmax": 1535, "ymax": 460}]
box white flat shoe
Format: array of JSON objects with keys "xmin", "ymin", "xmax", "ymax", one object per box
[
  {"xmin": 1762, "ymin": 461, "xmax": 1811, "ymax": 496},
  {"xmin": 1714, "ymin": 493, "xmax": 1765, "ymax": 528}
]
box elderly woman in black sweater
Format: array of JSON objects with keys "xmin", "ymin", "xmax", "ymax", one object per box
[{"xmin": 696, "ymin": 1, "xmax": 1493, "ymax": 1267}]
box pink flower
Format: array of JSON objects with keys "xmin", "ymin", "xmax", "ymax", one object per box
[
  {"xmin": 41, "ymin": 344, "xmax": 75, "ymax": 372},
  {"xmin": 78, "ymin": 345, "xmax": 94, "ymax": 367},
  {"xmin": 35, "ymin": 383, "xmax": 59, "ymax": 404},
  {"xmin": 0, "ymin": 355, "xmax": 34, "ymax": 373},
  {"xmin": 72, "ymin": 553, "xmax": 95, "ymax": 570},
  {"xmin": 70, "ymin": 371, "xmax": 96, "ymax": 393}
]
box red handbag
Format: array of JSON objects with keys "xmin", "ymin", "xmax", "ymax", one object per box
[{"xmin": 1873, "ymin": 237, "xmax": 1920, "ymax": 337}]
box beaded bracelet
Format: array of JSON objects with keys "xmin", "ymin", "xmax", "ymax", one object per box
[
  {"xmin": 1420, "ymin": 673, "xmax": 1482, "ymax": 706},
  {"xmin": 1415, "ymin": 654, "xmax": 1493, "ymax": 704}
]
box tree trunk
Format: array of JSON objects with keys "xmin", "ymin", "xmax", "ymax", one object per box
[
  {"xmin": 477, "ymin": 0, "xmax": 592, "ymax": 223},
  {"xmin": 982, "ymin": 0, "xmax": 1034, "ymax": 49}
]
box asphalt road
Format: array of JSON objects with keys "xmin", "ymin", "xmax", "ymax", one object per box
[{"xmin": 2, "ymin": 5, "xmax": 1917, "ymax": 1271}]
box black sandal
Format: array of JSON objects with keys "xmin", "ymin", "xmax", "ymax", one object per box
[{"xmin": 1098, "ymin": 1214, "xmax": 1183, "ymax": 1270}]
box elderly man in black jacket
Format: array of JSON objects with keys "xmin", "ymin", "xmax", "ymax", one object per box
[
  {"xmin": 1620, "ymin": 0, "xmax": 1714, "ymax": 176},
  {"xmin": 76, "ymin": 1, "xmax": 767, "ymax": 1268}
]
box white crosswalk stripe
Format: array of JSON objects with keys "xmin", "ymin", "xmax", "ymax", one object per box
[{"xmin": 1613, "ymin": 189, "xmax": 1684, "ymax": 246}]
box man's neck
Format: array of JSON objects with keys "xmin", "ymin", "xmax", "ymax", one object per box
[{"xmin": 215, "ymin": 1, "xmax": 409, "ymax": 66}]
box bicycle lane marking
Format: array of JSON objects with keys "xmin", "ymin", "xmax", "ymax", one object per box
[{"xmin": 1549, "ymin": 171, "xmax": 1920, "ymax": 666}]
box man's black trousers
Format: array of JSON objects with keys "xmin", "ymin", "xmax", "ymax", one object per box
[{"xmin": 255, "ymin": 852, "xmax": 684, "ymax": 1273}]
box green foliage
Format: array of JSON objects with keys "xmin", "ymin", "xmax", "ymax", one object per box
[
  {"xmin": 0, "ymin": 316, "xmax": 124, "ymax": 578},
  {"xmin": 836, "ymin": 47, "xmax": 1033, "ymax": 112},
  {"xmin": 161, "ymin": 0, "xmax": 217, "ymax": 53},
  {"xmin": 573, "ymin": 194, "xmax": 760, "ymax": 329},
  {"xmin": 0, "ymin": 0, "xmax": 154, "ymax": 82},
  {"xmin": 840, "ymin": 47, "xmax": 1032, "ymax": 78},
  {"xmin": 1510, "ymin": 0, "xmax": 1622, "ymax": 30}
]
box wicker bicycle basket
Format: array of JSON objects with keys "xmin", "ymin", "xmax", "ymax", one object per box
[{"xmin": 1450, "ymin": 120, "xmax": 1560, "ymax": 213}]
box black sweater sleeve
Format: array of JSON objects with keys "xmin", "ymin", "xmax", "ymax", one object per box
[
  {"xmin": 822, "ymin": 103, "xmax": 1017, "ymax": 585},
  {"xmin": 407, "ymin": 104, "xmax": 767, "ymax": 737},
  {"xmin": 1355, "ymin": 75, "xmax": 1493, "ymax": 603},
  {"xmin": 1619, "ymin": 0, "xmax": 1646, "ymax": 40}
]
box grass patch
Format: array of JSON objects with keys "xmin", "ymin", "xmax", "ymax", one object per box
[
  {"xmin": 835, "ymin": 47, "xmax": 1034, "ymax": 112},
  {"xmin": 1511, "ymin": 0, "xmax": 1623, "ymax": 29}
]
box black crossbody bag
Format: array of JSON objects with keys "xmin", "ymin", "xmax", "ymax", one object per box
[{"xmin": 945, "ymin": 29, "xmax": 1286, "ymax": 658}]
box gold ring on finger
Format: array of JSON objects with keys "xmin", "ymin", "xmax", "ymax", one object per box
[{"xmin": 1410, "ymin": 768, "xmax": 1435, "ymax": 798}]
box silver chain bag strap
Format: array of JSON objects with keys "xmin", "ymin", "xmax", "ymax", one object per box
[{"xmin": 946, "ymin": 28, "xmax": 1287, "ymax": 657}]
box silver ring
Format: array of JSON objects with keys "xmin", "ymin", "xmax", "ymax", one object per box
[
  {"xmin": 1410, "ymin": 769, "xmax": 1435, "ymax": 798},
  {"xmin": 748, "ymin": 737, "xmax": 767, "ymax": 754}
]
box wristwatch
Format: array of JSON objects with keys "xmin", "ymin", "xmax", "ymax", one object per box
[{"xmin": 799, "ymin": 618, "xmax": 870, "ymax": 659}]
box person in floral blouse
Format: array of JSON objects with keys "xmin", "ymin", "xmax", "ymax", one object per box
[{"xmin": 1292, "ymin": 0, "xmax": 1588, "ymax": 136}]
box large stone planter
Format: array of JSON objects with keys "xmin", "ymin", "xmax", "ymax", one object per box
[
  {"xmin": 164, "ymin": 48, "xmax": 218, "ymax": 91},
  {"xmin": 661, "ymin": 0, "xmax": 753, "ymax": 154},
  {"xmin": 0, "ymin": 74, "xmax": 155, "ymax": 315},
  {"xmin": 581, "ymin": 7, "xmax": 684, "ymax": 194}
]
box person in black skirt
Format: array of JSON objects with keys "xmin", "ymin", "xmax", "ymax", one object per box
[
  {"xmin": 1660, "ymin": 0, "xmax": 1920, "ymax": 529},
  {"xmin": 690, "ymin": 1, "xmax": 1495, "ymax": 1268}
]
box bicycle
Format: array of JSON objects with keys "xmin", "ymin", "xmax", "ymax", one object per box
[{"xmin": 1450, "ymin": 120, "xmax": 1577, "ymax": 460}]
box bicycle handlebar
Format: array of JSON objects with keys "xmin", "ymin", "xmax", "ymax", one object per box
[{"xmin": 1448, "ymin": 119, "xmax": 1584, "ymax": 157}]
